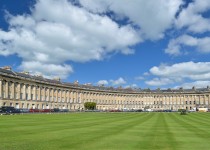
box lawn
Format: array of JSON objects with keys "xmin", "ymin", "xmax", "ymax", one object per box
[{"xmin": 0, "ymin": 112, "xmax": 210, "ymax": 150}]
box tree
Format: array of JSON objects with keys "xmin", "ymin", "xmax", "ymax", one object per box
[
  {"xmin": 180, "ymin": 109, "xmax": 187, "ymax": 115},
  {"xmin": 84, "ymin": 102, "xmax": 96, "ymax": 110}
]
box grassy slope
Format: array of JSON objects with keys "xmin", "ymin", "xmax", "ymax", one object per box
[{"xmin": 0, "ymin": 112, "xmax": 210, "ymax": 150}]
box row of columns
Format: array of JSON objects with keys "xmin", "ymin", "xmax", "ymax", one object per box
[
  {"xmin": 0, "ymin": 79, "xmax": 210, "ymax": 110},
  {"xmin": 0, "ymin": 80, "xmax": 82, "ymax": 104}
]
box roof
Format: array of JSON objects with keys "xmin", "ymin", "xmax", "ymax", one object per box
[{"xmin": 0, "ymin": 67, "xmax": 210, "ymax": 94}]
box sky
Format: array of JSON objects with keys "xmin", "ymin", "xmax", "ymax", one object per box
[{"xmin": 0, "ymin": 0, "xmax": 210, "ymax": 89}]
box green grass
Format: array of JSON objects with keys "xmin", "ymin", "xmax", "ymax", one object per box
[{"xmin": 0, "ymin": 112, "xmax": 210, "ymax": 150}]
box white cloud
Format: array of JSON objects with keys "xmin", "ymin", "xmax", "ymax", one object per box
[
  {"xmin": 165, "ymin": 35, "xmax": 210, "ymax": 55},
  {"xmin": 145, "ymin": 61, "xmax": 210, "ymax": 87},
  {"xmin": 124, "ymin": 84, "xmax": 138, "ymax": 89},
  {"xmin": 110, "ymin": 77, "xmax": 126, "ymax": 86},
  {"xmin": 97, "ymin": 77, "xmax": 128, "ymax": 86},
  {"xmin": 177, "ymin": 81, "xmax": 210, "ymax": 89},
  {"xmin": 97, "ymin": 80, "xmax": 108, "ymax": 85},
  {"xmin": 0, "ymin": 0, "xmax": 140, "ymax": 78},
  {"xmin": 165, "ymin": 1, "xmax": 210, "ymax": 56},
  {"xmin": 150, "ymin": 61, "xmax": 210, "ymax": 80},
  {"xmin": 175, "ymin": 0, "xmax": 210, "ymax": 33},
  {"xmin": 79, "ymin": 0, "xmax": 182, "ymax": 40},
  {"xmin": 145, "ymin": 78, "xmax": 174, "ymax": 86},
  {"xmin": 19, "ymin": 61, "xmax": 73, "ymax": 79}
]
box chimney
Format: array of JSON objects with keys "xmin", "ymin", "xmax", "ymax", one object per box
[
  {"xmin": 74, "ymin": 80, "xmax": 79, "ymax": 85},
  {"xmin": 2, "ymin": 66, "xmax": 11, "ymax": 70}
]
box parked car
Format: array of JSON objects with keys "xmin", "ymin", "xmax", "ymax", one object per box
[
  {"xmin": 163, "ymin": 109, "xmax": 172, "ymax": 112},
  {"xmin": 19, "ymin": 108, "xmax": 29, "ymax": 113},
  {"xmin": 53, "ymin": 108, "xmax": 60, "ymax": 112},
  {"xmin": 109, "ymin": 110, "xmax": 122, "ymax": 112},
  {"xmin": 0, "ymin": 106, "xmax": 20, "ymax": 114},
  {"xmin": 60, "ymin": 109, "xmax": 69, "ymax": 112},
  {"xmin": 41, "ymin": 109, "xmax": 52, "ymax": 113},
  {"xmin": 29, "ymin": 109, "xmax": 40, "ymax": 113},
  {"xmin": 135, "ymin": 109, "xmax": 143, "ymax": 112},
  {"xmin": 145, "ymin": 109, "xmax": 154, "ymax": 112}
]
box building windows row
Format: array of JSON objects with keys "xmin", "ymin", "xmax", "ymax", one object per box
[{"xmin": 1, "ymin": 80, "xmax": 210, "ymax": 106}]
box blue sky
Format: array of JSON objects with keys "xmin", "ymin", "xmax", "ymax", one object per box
[{"xmin": 1, "ymin": 0, "xmax": 210, "ymax": 89}]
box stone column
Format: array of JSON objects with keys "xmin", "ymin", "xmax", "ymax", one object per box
[
  {"xmin": 205, "ymin": 95, "xmax": 208, "ymax": 106},
  {"xmin": 11, "ymin": 82, "xmax": 15, "ymax": 99},
  {"xmin": 38, "ymin": 86, "xmax": 41, "ymax": 101},
  {"xmin": 5, "ymin": 81, "xmax": 9, "ymax": 98},
  {"xmin": 48, "ymin": 88, "xmax": 50, "ymax": 101},
  {"xmin": 66, "ymin": 91, "xmax": 69, "ymax": 104},
  {"xmin": 56, "ymin": 89, "xmax": 58, "ymax": 103},
  {"xmin": 76, "ymin": 91, "xmax": 79, "ymax": 103},
  {"xmin": 41, "ymin": 87, "xmax": 46, "ymax": 101},
  {"xmin": 69, "ymin": 91, "xmax": 72, "ymax": 103},
  {"xmin": 0, "ymin": 80, "xmax": 2, "ymax": 98},
  {"xmin": 198, "ymin": 95, "xmax": 201, "ymax": 105},
  {"xmin": 202, "ymin": 95, "xmax": 205, "ymax": 105},
  {"xmin": 23, "ymin": 84, "xmax": 26, "ymax": 100},
  {"xmin": 17, "ymin": 83, "xmax": 20, "ymax": 100},
  {"xmin": 175, "ymin": 96, "xmax": 177, "ymax": 110},
  {"xmin": 34, "ymin": 86, "xmax": 37, "ymax": 100},
  {"xmin": 80, "ymin": 92, "xmax": 83, "ymax": 104},
  {"xmin": 51, "ymin": 89, "xmax": 53, "ymax": 102},
  {"xmin": 163, "ymin": 96, "xmax": 166, "ymax": 109},
  {"xmin": 28, "ymin": 85, "xmax": 31, "ymax": 100},
  {"xmin": 68, "ymin": 91, "xmax": 70, "ymax": 110},
  {"xmin": 64, "ymin": 90, "xmax": 66, "ymax": 103}
]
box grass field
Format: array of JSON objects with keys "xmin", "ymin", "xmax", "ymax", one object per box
[{"xmin": 0, "ymin": 112, "xmax": 210, "ymax": 150}]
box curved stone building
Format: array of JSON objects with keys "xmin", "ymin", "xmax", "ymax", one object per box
[{"xmin": 0, "ymin": 66, "xmax": 209, "ymax": 111}]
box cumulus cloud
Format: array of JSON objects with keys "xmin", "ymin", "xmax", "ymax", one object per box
[
  {"xmin": 145, "ymin": 78, "xmax": 174, "ymax": 86},
  {"xmin": 150, "ymin": 61, "xmax": 210, "ymax": 80},
  {"xmin": 110, "ymin": 77, "xmax": 126, "ymax": 86},
  {"xmin": 79, "ymin": 0, "xmax": 182, "ymax": 40},
  {"xmin": 164, "ymin": 0, "xmax": 210, "ymax": 56},
  {"xmin": 177, "ymin": 81, "xmax": 210, "ymax": 89},
  {"xmin": 0, "ymin": 0, "xmax": 140, "ymax": 78},
  {"xmin": 97, "ymin": 77, "xmax": 127, "ymax": 86},
  {"xmin": 97, "ymin": 80, "xmax": 109, "ymax": 85},
  {"xmin": 145, "ymin": 61, "xmax": 210, "ymax": 87},
  {"xmin": 175, "ymin": 0, "xmax": 210, "ymax": 33},
  {"xmin": 165, "ymin": 35, "xmax": 210, "ymax": 55},
  {"xmin": 19, "ymin": 61, "xmax": 73, "ymax": 79}
]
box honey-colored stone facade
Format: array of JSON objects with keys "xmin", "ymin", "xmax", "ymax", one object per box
[{"xmin": 0, "ymin": 67, "xmax": 210, "ymax": 111}]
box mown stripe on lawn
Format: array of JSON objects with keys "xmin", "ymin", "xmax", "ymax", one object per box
[
  {"xmin": 1, "ymin": 113, "xmax": 210, "ymax": 150},
  {"xmin": 135, "ymin": 113, "xmax": 178, "ymax": 150},
  {"xmin": 68, "ymin": 113, "xmax": 156, "ymax": 150},
  {"xmin": 194, "ymin": 112, "xmax": 210, "ymax": 120},
  {"xmin": 184, "ymin": 113, "xmax": 210, "ymax": 127},
  {"xmin": 171, "ymin": 113, "xmax": 210, "ymax": 138},
  {"xmin": 169, "ymin": 113, "xmax": 210, "ymax": 149}
]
